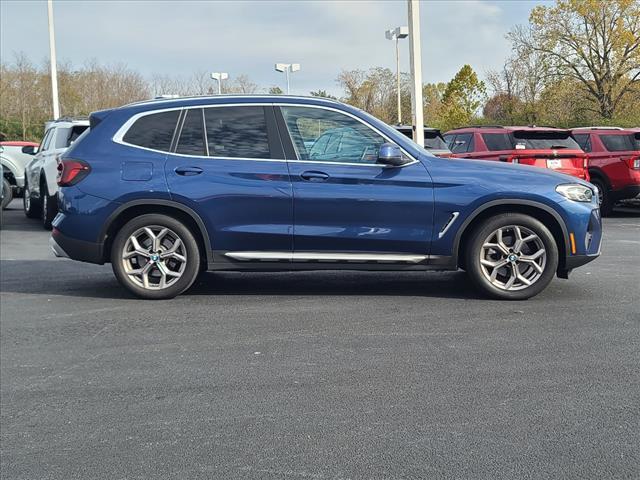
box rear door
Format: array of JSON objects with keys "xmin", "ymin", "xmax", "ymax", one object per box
[{"xmin": 164, "ymin": 104, "xmax": 292, "ymax": 258}]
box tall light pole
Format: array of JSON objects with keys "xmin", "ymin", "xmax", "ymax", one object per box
[
  {"xmin": 275, "ymin": 63, "xmax": 300, "ymax": 94},
  {"xmin": 47, "ymin": 0, "xmax": 60, "ymax": 119},
  {"xmin": 385, "ymin": 26, "xmax": 408, "ymax": 125},
  {"xmin": 408, "ymin": 0, "xmax": 424, "ymax": 147},
  {"xmin": 210, "ymin": 72, "xmax": 228, "ymax": 94}
]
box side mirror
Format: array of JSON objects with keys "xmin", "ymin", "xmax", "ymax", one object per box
[
  {"xmin": 377, "ymin": 143, "xmax": 404, "ymax": 166},
  {"xmin": 21, "ymin": 145, "xmax": 37, "ymax": 155}
]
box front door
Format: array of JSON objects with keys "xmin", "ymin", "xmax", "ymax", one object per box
[
  {"xmin": 276, "ymin": 105, "xmax": 434, "ymax": 261},
  {"xmin": 165, "ymin": 105, "xmax": 292, "ymax": 258}
]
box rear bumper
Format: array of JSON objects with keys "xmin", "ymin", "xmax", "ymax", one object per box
[{"xmin": 50, "ymin": 228, "xmax": 105, "ymax": 264}]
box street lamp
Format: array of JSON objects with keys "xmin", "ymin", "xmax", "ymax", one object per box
[
  {"xmin": 275, "ymin": 63, "xmax": 300, "ymax": 95},
  {"xmin": 385, "ymin": 26, "xmax": 409, "ymax": 125},
  {"xmin": 210, "ymin": 72, "xmax": 228, "ymax": 94},
  {"xmin": 47, "ymin": 0, "xmax": 60, "ymax": 119}
]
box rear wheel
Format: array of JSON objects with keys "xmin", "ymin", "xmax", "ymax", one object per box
[
  {"xmin": 23, "ymin": 181, "xmax": 41, "ymax": 218},
  {"xmin": 111, "ymin": 214, "xmax": 201, "ymax": 299},
  {"xmin": 41, "ymin": 179, "xmax": 57, "ymax": 230},
  {"xmin": 590, "ymin": 177, "xmax": 612, "ymax": 216},
  {"xmin": 465, "ymin": 213, "xmax": 558, "ymax": 300}
]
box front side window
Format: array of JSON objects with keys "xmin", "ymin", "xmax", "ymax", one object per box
[
  {"xmin": 450, "ymin": 133, "xmax": 473, "ymax": 153},
  {"xmin": 40, "ymin": 129, "xmax": 53, "ymax": 152},
  {"xmin": 204, "ymin": 106, "xmax": 270, "ymax": 159},
  {"xmin": 600, "ymin": 134, "xmax": 636, "ymax": 152},
  {"xmin": 281, "ymin": 106, "xmax": 386, "ymax": 164},
  {"xmin": 176, "ymin": 109, "xmax": 206, "ymax": 156},
  {"xmin": 123, "ymin": 110, "xmax": 180, "ymax": 152}
]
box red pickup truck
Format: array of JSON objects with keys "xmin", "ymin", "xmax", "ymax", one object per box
[{"xmin": 571, "ymin": 127, "xmax": 640, "ymax": 215}]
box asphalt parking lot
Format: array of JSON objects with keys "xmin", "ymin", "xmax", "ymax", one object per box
[{"xmin": 1, "ymin": 199, "xmax": 639, "ymax": 479}]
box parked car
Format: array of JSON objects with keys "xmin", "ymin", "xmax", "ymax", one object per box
[
  {"xmin": 394, "ymin": 126, "xmax": 452, "ymax": 157},
  {"xmin": 1, "ymin": 141, "xmax": 39, "ymax": 209},
  {"xmin": 571, "ymin": 127, "xmax": 640, "ymax": 215},
  {"xmin": 443, "ymin": 126, "xmax": 589, "ymax": 180},
  {"xmin": 23, "ymin": 117, "xmax": 89, "ymax": 228},
  {"xmin": 51, "ymin": 96, "xmax": 601, "ymax": 300}
]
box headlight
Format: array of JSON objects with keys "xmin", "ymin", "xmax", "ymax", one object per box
[{"xmin": 556, "ymin": 184, "xmax": 594, "ymax": 202}]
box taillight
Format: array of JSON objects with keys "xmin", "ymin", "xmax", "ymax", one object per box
[
  {"xmin": 625, "ymin": 155, "xmax": 640, "ymax": 169},
  {"xmin": 57, "ymin": 159, "xmax": 91, "ymax": 186}
]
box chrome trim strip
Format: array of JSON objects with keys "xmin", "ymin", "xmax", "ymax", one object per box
[
  {"xmin": 225, "ymin": 251, "xmax": 428, "ymax": 263},
  {"xmin": 438, "ymin": 212, "xmax": 459, "ymax": 238},
  {"xmin": 112, "ymin": 102, "xmax": 418, "ymax": 168}
]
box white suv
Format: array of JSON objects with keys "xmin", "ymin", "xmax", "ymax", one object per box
[{"xmin": 23, "ymin": 118, "xmax": 89, "ymax": 228}]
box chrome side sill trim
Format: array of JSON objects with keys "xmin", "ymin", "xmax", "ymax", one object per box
[{"xmin": 224, "ymin": 251, "xmax": 428, "ymax": 263}]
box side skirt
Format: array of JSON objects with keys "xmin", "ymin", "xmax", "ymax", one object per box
[{"xmin": 206, "ymin": 251, "xmax": 457, "ymax": 272}]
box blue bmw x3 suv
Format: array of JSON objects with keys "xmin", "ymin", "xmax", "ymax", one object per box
[{"xmin": 51, "ymin": 95, "xmax": 601, "ymax": 300}]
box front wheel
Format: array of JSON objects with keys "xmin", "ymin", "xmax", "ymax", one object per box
[
  {"xmin": 111, "ymin": 214, "xmax": 201, "ymax": 299},
  {"xmin": 23, "ymin": 182, "xmax": 41, "ymax": 218},
  {"xmin": 465, "ymin": 213, "xmax": 559, "ymax": 300}
]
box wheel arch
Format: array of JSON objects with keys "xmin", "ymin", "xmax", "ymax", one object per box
[
  {"xmin": 454, "ymin": 200, "xmax": 569, "ymax": 272},
  {"xmin": 587, "ymin": 167, "xmax": 610, "ymax": 189},
  {"xmin": 100, "ymin": 200, "xmax": 212, "ymax": 266}
]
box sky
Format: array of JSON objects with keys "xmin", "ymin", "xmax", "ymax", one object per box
[{"xmin": 1, "ymin": 0, "xmax": 551, "ymax": 96}]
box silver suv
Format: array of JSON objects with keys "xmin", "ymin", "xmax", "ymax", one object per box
[{"xmin": 23, "ymin": 117, "xmax": 89, "ymax": 228}]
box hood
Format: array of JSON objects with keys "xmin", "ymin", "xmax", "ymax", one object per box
[{"xmin": 420, "ymin": 153, "xmax": 592, "ymax": 188}]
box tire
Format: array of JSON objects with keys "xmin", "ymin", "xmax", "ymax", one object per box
[
  {"xmin": 465, "ymin": 213, "xmax": 559, "ymax": 300},
  {"xmin": 110, "ymin": 214, "xmax": 201, "ymax": 300},
  {"xmin": 23, "ymin": 181, "xmax": 41, "ymax": 218},
  {"xmin": 41, "ymin": 180, "xmax": 57, "ymax": 230},
  {"xmin": 1, "ymin": 178, "xmax": 13, "ymax": 210},
  {"xmin": 590, "ymin": 177, "xmax": 612, "ymax": 216}
]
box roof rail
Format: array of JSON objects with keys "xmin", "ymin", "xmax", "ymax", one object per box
[
  {"xmin": 450, "ymin": 125, "xmax": 504, "ymax": 130},
  {"xmin": 52, "ymin": 115, "xmax": 89, "ymax": 123},
  {"xmin": 572, "ymin": 126, "xmax": 625, "ymax": 130}
]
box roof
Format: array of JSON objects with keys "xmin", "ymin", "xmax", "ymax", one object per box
[
  {"xmin": 122, "ymin": 94, "xmax": 343, "ymax": 111},
  {"xmin": 0, "ymin": 141, "xmax": 39, "ymax": 146},
  {"xmin": 570, "ymin": 126, "xmax": 636, "ymax": 133},
  {"xmin": 393, "ymin": 125, "xmax": 441, "ymax": 132},
  {"xmin": 445, "ymin": 125, "xmax": 570, "ymax": 134}
]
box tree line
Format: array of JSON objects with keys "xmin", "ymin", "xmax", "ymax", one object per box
[{"xmin": 1, "ymin": 0, "xmax": 638, "ymax": 142}]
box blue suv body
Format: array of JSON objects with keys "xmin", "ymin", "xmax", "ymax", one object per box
[{"xmin": 52, "ymin": 95, "xmax": 601, "ymax": 299}]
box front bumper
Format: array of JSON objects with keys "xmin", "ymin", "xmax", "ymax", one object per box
[{"xmin": 51, "ymin": 228, "xmax": 105, "ymax": 264}]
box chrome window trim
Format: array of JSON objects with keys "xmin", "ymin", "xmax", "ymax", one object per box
[{"xmin": 112, "ymin": 103, "xmax": 418, "ymax": 168}]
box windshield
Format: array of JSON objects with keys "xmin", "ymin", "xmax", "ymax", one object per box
[{"xmin": 512, "ymin": 131, "xmax": 580, "ymax": 150}]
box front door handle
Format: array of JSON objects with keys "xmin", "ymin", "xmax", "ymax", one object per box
[
  {"xmin": 300, "ymin": 170, "xmax": 329, "ymax": 182},
  {"xmin": 175, "ymin": 166, "xmax": 203, "ymax": 176}
]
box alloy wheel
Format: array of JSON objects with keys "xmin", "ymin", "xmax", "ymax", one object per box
[
  {"xmin": 121, "ymin": 225, "xmax": 187, "ymax": 290},
  {"xmin": 479, "ymin": 225, "xmax": 547, "ymax": 291}
]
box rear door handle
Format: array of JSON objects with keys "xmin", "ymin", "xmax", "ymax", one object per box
[
  {"xmin": 175, "ymin": 166, "xmax": 203, "ymax": 176},
  {"xmin": 300, "ymin": 170, "xmax": 329, "ymax": 182}
]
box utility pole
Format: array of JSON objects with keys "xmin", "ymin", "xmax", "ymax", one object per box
[
  {"xmin": 47, "ymin": 0, "xmax": 60, "ymax": 119},
  {"xmin": 408, "ymin": 0, "xmax": 424, "ymax": 147}
]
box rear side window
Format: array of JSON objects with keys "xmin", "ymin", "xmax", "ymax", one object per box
[
  {"xmin": 600, "ymin": 134, "xmax": 636, "ymax": 152},
  {"xmin": 482, "ymin": 133, "xmax": 512, "ymax": 151},
  {"xmin": 204, "ymin": 106, "xmax": 270, "ymax": 159},
  {"xmin": 634, "ymin": 133, "xmax": 640, "ymax": 150},
  {"xmin": 123, "ymin": 110, "xmax": 180, "ymax": 152},
  {"xmin": 572, "ymin": 134, "xmax": 591, "ymax": 152},
  {"xmin": 176, "ymin": 109, "xmax": 206, "ymax": 156},
  {"xmin": 450, "ymin": 133, "xmax": 474, "ymax": 153}
]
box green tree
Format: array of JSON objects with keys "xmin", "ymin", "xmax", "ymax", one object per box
[
  {"xmin": 268, "ymin": 86, "xmax": 283, "ymax": 95},
  {"xmin": 440, "ymin": 65, "xmax": 486, "ymax": 130},
  {"xmin": 309, "ymin": 89, "xmax": 337, "ymax": 100}
]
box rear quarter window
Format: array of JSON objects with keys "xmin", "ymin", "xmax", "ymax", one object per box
[
  {"xmin": 572, "ymin": 133, "xmax": 592, "ymax": 152},
  {"xmin": 482, "ymin": 133, "xmax": 513, "ymax": 151},
  {"xmin": 123, "ymin": 110, "xmax": 180, "ymax": 152},
  {"xmin": 600, "ymin": 134, "xmax": 636, "ymax": 152}
]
